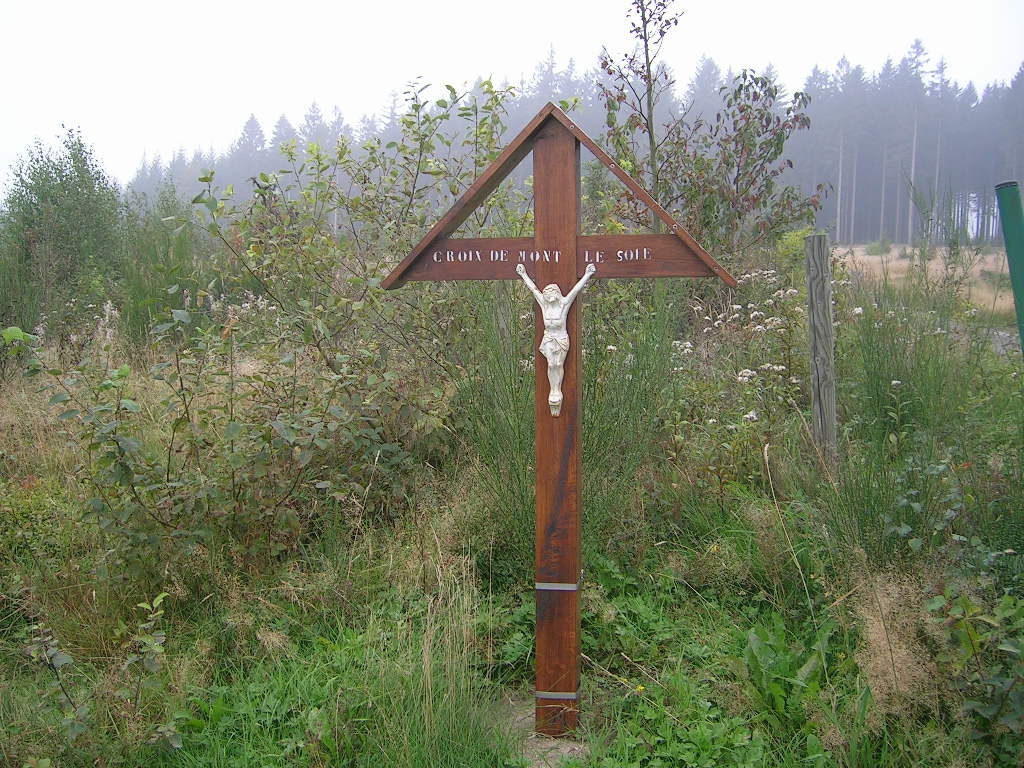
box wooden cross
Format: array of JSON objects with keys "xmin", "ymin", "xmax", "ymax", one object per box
[{"xmin": 384, "ymin": 103, "xmax": 735, "ymax": 736}]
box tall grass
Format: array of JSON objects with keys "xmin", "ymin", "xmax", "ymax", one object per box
[
  {"xmin": 456, "ymin": 280, "xmax": 535, "ymax": 587},
  {"xmin": 119, "ymin": 184, "xmax": 213, "ymax": 346},
  {"xmin": 457, "ymin": 277, "xmax": 679, "ymax": 586},
  {"xmin": 581, "ymin": 278, "xmax": 676, "ymax": 561},
  {"xmin": 843, "ymin": 267, "xmax": 981, "ymax": 446},
  {"xmin": 356, "ymin": 575, "xmax": 520, "ymax": 767},
  {"xmin": 827, "ymin": 241, "xmax": 1022, "ymax": 573},
  {"xmin": 150, "ymin": 572, "xmax": 518, "ymax": 767}
]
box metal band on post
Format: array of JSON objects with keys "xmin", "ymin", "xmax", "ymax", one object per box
[
  {"xmin": 534, "ymin": 687, "xmax": 581, "ymax": 701},
  {"xmin": 535, "ymin": 581, "xmax": 579, "ymax": 591},
  {"xmin": 535, "ymin": 570, "xmax": 583, "ymax": 592}
]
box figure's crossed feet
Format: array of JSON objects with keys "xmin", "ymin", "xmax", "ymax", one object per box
[{"xmin": 548, "ymin": 392, "xmax": 563, "ymax": 417}]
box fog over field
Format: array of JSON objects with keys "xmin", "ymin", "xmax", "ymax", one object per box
[{"xmin": 2, "ymin": 0, "xmax": 1021, "ymax": 191}]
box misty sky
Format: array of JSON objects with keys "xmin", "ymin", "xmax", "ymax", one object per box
[{"xmin": 2, "ymin": 0, "xmax": 1021, "ymax": 190}]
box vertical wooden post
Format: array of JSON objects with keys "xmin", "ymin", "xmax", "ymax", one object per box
[
  {"xmin": 382, "ymin": 105, "xmax": 738, "ymax": 739},
  {"xmin": 805, "ymin": 233, "xmax": 837, "ymax": 458},
  {"xmin": 532, "ymin": 119, "xmax": 581, "ymax": 736}
]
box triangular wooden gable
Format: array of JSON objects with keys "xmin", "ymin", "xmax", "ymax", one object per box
[{"xmin": 382, "ymin": 102, "xmax": 736, "ymax": 289}]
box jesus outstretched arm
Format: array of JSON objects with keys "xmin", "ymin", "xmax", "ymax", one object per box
[
  {"xmin": 515, "ymin": 263, "xmax": 545, "ymax": 304},
  {"xmin": 564, "ymin": 263, "xmax": 597, "ymax": 306}
]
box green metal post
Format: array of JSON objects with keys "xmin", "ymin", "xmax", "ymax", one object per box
[{"xmin": 995, "ymin": 181, "xmax": 1024, "ymax": 345}]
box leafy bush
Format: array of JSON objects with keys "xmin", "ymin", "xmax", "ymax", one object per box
[
  {"xmin": 928, "ymin": 590, "xmax": 1024, "ymax": 767},
  {"xmin": 35, "ymin": 304, "xmax": 414, "ymax": 586},
  {"xmin": 1, "ymin": 325, "xmax": 38, "ymax": 384},
  {"xmin": 744, "ymin": 614, "xmax": 833, "ymax": 732},
  {"xmin": 118, "ymin": 183, "xmax": 216, "ymax": 346},
  {"xmin": 575, "ymin": 670, "xmax": 766, "ymax": 768}
]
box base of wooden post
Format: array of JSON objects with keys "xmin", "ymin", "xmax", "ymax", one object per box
[{"xmin": 535, "ymin": 698, "xmax": 578, "ymax": 737}]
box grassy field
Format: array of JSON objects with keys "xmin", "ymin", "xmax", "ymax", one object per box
[
  {"xmin": 2, "ymin": 235, "xmax": 1022, "ymax": 767},
  {"xmin": 843, "ymin": 243, "xmax": 1018, "ymax": 325}
]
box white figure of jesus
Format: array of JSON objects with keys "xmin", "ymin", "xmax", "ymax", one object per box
[{"xmin": 516, "ymin": 263, "xmax": 597, "ymax": 416}]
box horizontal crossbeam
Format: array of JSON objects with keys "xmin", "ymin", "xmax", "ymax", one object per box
[{"xmin": 396, "ymin": 235, "xmax": 715, "ymax": 283}]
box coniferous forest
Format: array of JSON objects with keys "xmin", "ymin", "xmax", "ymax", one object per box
[
  {"xmin": 129, "ymin": 41, "xmax": 1024, "ymax": 247},
  {"xmin": 2, "ymin": 2, "xmax": 1024, "ymax": 766}
]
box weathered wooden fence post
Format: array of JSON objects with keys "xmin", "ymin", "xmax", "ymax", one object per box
[{"xmin": 805, "ymin": 233, "xmax": 837, "ymax": 458}]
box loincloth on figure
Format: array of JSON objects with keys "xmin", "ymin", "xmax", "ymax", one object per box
[{"xmin": 539, "ymin": 332, "xmax": 570, "ymax": 359}]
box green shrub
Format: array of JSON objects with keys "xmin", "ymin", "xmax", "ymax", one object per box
[
  {"xmin": 34, "ymin": 304, "xmax": 416, "ymax": 588},
  {"xmin": 0, "ymin": 129, "xmax": 123, "ymax": 355},
  {"xmin": 866, "ymin": 237, "xmax": 892, "ymax": 256},
  {"xmin": 575, "ymin": 669, "xmax": 766, "ymax": 767},
  {"xmin": 1, "ymin": 325, "xmax": 38, "ymax": 384},
  {"xmin": 928, "ymin": 590, "xmax": 1024, "ymax": 767}
]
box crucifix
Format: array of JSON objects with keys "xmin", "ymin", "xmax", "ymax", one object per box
[{"xmin": 383, "ymin": 103, "xmax": 735, "ymax": 736}]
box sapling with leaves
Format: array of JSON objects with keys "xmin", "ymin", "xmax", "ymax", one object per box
[
  {"xmin": 599, "ymin": 0, "xmax": 822, "ymax": 257},
  {"xmin": 599, "ymin": 0, "xmax": 683, "ymax": 222},
  {"xmin": 25, "ymin": 621, "xmax": 90, "ymax": 742}
]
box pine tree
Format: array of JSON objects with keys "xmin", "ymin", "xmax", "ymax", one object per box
[{"xmin": 270, "ymin": 114, "xmax": 299, "ymax": 152}]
